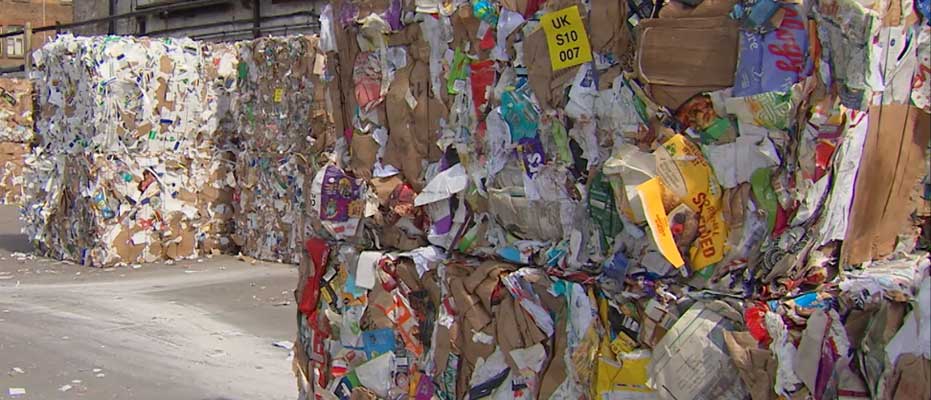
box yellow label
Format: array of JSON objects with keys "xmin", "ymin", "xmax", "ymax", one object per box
[
  {"xmin": 609, "ymin": 332, "xmax": 637, "ymax": 355},
  {"xmin": 654, "ymin": 134, "xmax": 727, "ymax": 269},
  {"xmin": 320, "ymin": 287, "xmax": 333, "ymax": 304},
  {"xmin": 595, "ymin": 339, "xmax": 653, "ymax": 397},
  {"xmin": 274, "ymin": 88, "xmax": 284, "ymax": 103},
  {"xmin": 540, "ymin": 6, "xmax": 593, "ymax": 71},
  {"xmin": 637, "ymin": 177, "xmax": 685, "ymax": 268}
]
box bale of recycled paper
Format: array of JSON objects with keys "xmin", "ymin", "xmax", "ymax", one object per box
[
  {"xmin": 0, "ymin": 142, "xmax": 27, "ymax": 204},
  {"xmin": 230, "ymin": 35, "xmax": 336, "ymax": 263},
  {"xmin": 291, "ymin": 0, "xmax": 931, "ymax": 399},
  {"xmin": 233, "ymin": 151, "xmax": 313, "ymax": 264},
  {"xmin": 0, "ymin": 78, "xmax": 34, "ymax": 205},
  {"xmin": 0, "ymin": 78, "xmax": 33, "ymax": 143},
  {"xmin": 23, "ymin": 35, "xmax": 240, "ymax": 266},
  {"xmin": 233, "ymin": 35, "xmax": 335, "ymax": 155}
]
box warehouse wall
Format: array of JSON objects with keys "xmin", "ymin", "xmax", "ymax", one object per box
[
  {"xmin": 0, "ymin": 0, "xmax": 74, "ymax": 68},
  {"xmin": 72, "ymin": 0, "xmax": 322, "ymax": 41}
]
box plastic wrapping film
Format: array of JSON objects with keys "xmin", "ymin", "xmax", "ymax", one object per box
[
  {"xmin": 22, "ymin": 35, "xmax": 239, "ymax": 266},
  {"xmin": 0, "ymin": 78, "xmax": 34, "ymax": 204},
  {"xmin": 292, "ymin": 0, "xmax": 931, "ymax": 399},
  {"xmin": 232, "ymin": 35, "xmax": 337, "ymax": 263}
]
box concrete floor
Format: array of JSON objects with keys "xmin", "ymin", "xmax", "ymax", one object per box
[{"xmin": 0, "ymin": 206, "xmax": 299, "ymax": 400}]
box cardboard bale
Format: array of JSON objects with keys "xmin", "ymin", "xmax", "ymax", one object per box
[
  {"xmin": 0, "ymin": 78, "xmax": 34, "ymax": 205},
  {"xmin": 0, "ymin": 142, "xmax": 27, "ymax": 204},
  {"xmin": 23, "ymin": 36, "xmax": 239, "ymax": 266},
  {"xmin": 233, "ymin": 151, "xmax": 312, "ymax": 264},
  {"xmin": 0, "ymin": 78, "xmax": 33, "ymax": 143}
]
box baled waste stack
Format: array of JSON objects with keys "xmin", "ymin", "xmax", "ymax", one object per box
[
  {"xmin": 292, "ymin": 0, "xmax": 931, "ymax": 399},
  {"xmin": 22, "ymin": 35, "xmax": 239, "ymax": 266},
  {"xmin": 0, "ymin": 78, "xmax": 33, "ymax": 204},
  {"xmin": 232, "ymin": 35, "xmax": 337, "ymax": 264}
]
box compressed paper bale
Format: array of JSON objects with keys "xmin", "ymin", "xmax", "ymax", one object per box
[
  {"xmin": 0, "ymin": 142, "xmax": 27, "ymax": 204},
  {"xmin": 23, "ymin": 36, "xmax": 239, "ymax": 266},
  {"xmin": 0, "ymin": 78, "xmax": 33, "ymax": 143},
  {"xmin": 231, "ymin": 36, "xmax": 331, "ymax": 263},
  {"xmin": 233, "ymin": 151, "xmax": 311, "ymax": 264}
]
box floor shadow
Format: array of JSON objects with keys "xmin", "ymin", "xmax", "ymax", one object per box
[{"xmin": 0, "ymin": 233, "xmax": 32, "ymax": 253}]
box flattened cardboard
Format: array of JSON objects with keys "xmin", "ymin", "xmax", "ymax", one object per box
[
  {"xmin": 723, "ymin": 330, "xmax": 778, "ymax": 400},
  {"xmin": 590, "ymin": 0, "xmax": 631, "ymax": 57},
  {"xmin": 350, "ymin": 131, "xmax": 379, "ymax": 180},
  {"xmin": 538, "ymin": 311, "xmax": 570, "ymax": 399},
  {"xmin": 648, "ymin": 303, "xmax": 749, "ymax": 400},
  {"xmin": 0, "ymin": 78, "xmax": 33, "ymax": 143},
  {"xmin": 0, "ymin": 142, "xmax": 27, "ymax": 204},
  {"xmin": 659, "ymin": 0, "xmax": 737, "ymax": 18},
  {"xmin": 881, "ymin": 354, "xmax": 931, "ymax": 400},
  {"xmin": 636, "ymin": 17, "xmax": 738, "ymax": 109},
  {"xmin": 383, "ymin": 29, "xmax": 446, "ymax": 191},
  {"xmin": 843, "ymin": 105, "xmax": 931, "ymax": 264}
]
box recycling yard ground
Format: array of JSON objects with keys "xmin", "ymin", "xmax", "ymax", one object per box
[{"xmin": 0, "ymin": 205, "xmax": 298, "ymax": 400}]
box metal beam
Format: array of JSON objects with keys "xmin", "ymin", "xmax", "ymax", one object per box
[
  {"xmin": 143, "ymin": 10, "xmax": 317, "ymax": 37},
  {"xmin": 0, "ymin": 0, "xmax": 234, "ymax": 39},
  {"xmin": 253, "ymin": 0, "xmax": 261, "ymax": 38},
  {"xmin": 108, "ymin": 0, "xmax": 116, "ymax": 35},
  {"xmin": 192, "ymin": 21, "xmax": 319, "ymax": 41},
  {"xmin": 0, "ymin": 65, "xmax": 25, "ymax": 75}
]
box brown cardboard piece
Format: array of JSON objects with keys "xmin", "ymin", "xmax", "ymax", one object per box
[
  {"xmin": 463, "ymin": 261, "xmax": 515, "ymax": 310},
  {"xmin": 113, "ymin": 224, "xmax": 147, "ymax": 263},
  {"xmin": 843, "ymin": 105, "xmax": 931, "ymax": 265},
  {"xmin": 381, "ymin": 224, "xmax": 427, "ymax": 250},
  {"xmin": 590, "ymin": 0, "xmax": 631, "ymax": 58},
  {"xmin": 383, "ymin": 25, "xmax": 446, "ymax": 191},
  {"xmin": 0, "ymin": 142, "xmax": 27, "ymax": 203},
  {"xmin": 494, "ymin": 295, "xmax": 526, "ymax": 368},
  {"xmin": 635, "ymin": 17, "xmax": 738, "ymax": 110},
  {"xmin": 163, "ymin": 215, "xmax": 196, "ymax": 260},
  {"xmin": 452, "ymin": 6, "xmax": 483, "ymax": 55},
  {"xmin": 0, "ymin": 78, "xmax": 33, "ymax": 137},
  {"xmin": 500, "ymin": 0, "xmax": 529, "ymax": 14},
  {"xmin": 882, "ymin": 354, "xmax": 931, "ymax": 400},
  {"xmin": 539, "ymin": 311, "xmax": 570, "ymax": 399},
  {"xmin": 364, "ymin": 280, "xmax": 396, "ymax": 329},
  {"xmin": 395, "ymin": 258, "xmax": 424, "ymax": 292},
  {"xmin": 858, "ymin": 300, "xmax": 907, "ymax": 395},
  {"xmin": 449, "ymin": 273, "xmax": 493, "ymax": 330},
  {"xmin": 350, "ymin": 387, "xmax": 379, "ymax": 400},
  {"xmin": 332, "ymin": 0, "xmax": 361, "ymax": 137},
  {"xmin": 350, "ymin": 131, "xmax": 379, "ymax": 180},
  {"xmin": 659, "ymin": 0, "xmax": 738, "ymax": 18},
  {"xmin": 723, "ymin": 330, "xmax": 778, "ymax": 400},
  {"xmin": 371, "ymin": 175, "xmax": 404, "ymax": 205}
]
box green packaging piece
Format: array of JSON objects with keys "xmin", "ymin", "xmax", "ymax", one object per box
[
  {"xmin": 589, "ymin": 171, "xmax": 624, "ymax": 253},
  {"xmin": 438, "ymin": 353, "xmax": 459, "ymax": 400},
  {"xmin": 550, "ymin": 120, "xmax": 572, "ymax": 164},
  {"xmin": 700, "ymin": 118, "xmax": 731, "ymax": 144},
  {"xmin": 237, "ymin": 61, "xmax": 249, "ymax": 81},
  {"xmin": 750, "ymin": 168, "xmax": 777, "ymax": 235},
  {"xmin": 447, "ymin": 47, "xmax": 469, "ymax": 95}
]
